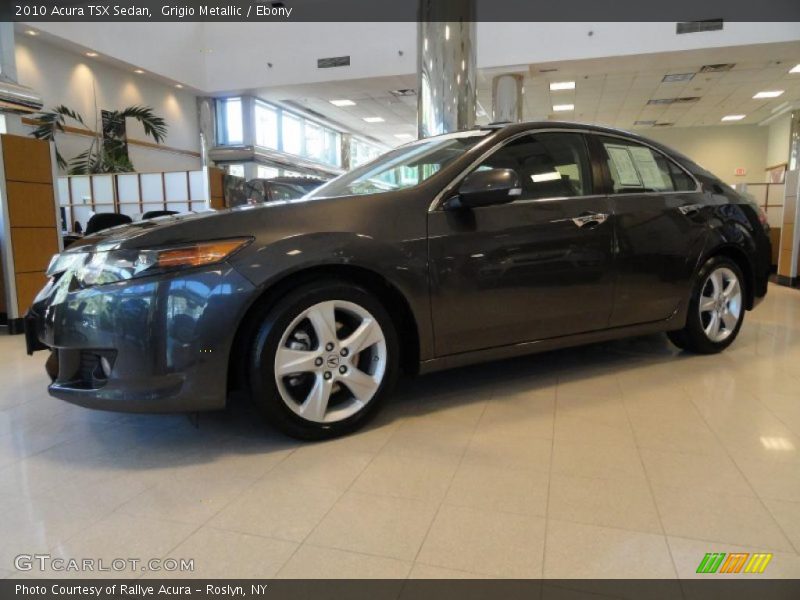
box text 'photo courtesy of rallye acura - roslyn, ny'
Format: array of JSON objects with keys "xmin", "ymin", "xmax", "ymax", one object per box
[{"xmin": 25, "ymin": 121, "xmax": 771, "ymax": 440}]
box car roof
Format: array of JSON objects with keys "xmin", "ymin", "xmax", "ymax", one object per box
[
  {"xmin": 484, "ymin": 120, "xmax": 643, "ymax": 139},
  {"xmin": 480, "ymin": 120, "xmax": 697, "ymax": 166}
]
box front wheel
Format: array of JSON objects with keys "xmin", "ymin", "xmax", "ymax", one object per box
[
  {"xmin": 667, "ymin": 256, "xmax": 745, "ymax": 354},
  {"xmin": 248, "ymin": 281, "xmax": 399, "ymax": 440}
]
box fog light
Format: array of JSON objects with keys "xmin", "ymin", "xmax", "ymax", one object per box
[{"xmin": 100, "ymin": 356, "xmax": 112, "ymax": 378}]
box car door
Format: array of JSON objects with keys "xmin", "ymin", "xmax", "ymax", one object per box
[
  {"xmin": 428, "ymin": 131, "xmax": 616, "ymax": 356},
  {"xmin": 590, "ymin": 134, "xmax": 708, "ymax": 327}
]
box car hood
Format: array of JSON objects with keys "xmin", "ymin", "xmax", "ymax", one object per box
[
  {"xmin": 65, "ymin": 199, "xmax": 325, "ymax": 252},
  {"xmin": 63, "ymin": 192, "xmax": 419, "ymax": 254}
]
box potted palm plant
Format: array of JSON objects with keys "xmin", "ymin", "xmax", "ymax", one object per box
[{"xmin": 30, "ymin": 104, "xmax": 167, "ymax": 174}]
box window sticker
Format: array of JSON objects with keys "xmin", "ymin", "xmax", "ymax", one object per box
[
  {"xmin": 629, "ymin": 146, "xmax": 669, "ymax": 190},
  {"xmin": 605, "ymin": 144, "xmax": 641, "ymax": 187}
]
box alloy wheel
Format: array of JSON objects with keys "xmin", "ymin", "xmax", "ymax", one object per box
[
  {"xmin": 273, "ymin": 300, "xmax": 387, "ymax": 423},
  {"xmin": 698, "ymin": 266, "xmax": 742, "ymax": 343}
]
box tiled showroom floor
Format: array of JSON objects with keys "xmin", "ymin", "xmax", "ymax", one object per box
[{"xmin": 1, "ymin": 283, "xmax": 800, "ymax": 580}]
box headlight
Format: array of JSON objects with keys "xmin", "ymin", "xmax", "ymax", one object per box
[{"xmin": 46, "ymin": 238, "xmax": 251, "ymax": 286}]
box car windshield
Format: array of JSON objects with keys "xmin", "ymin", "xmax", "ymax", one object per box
[{"xmin": 308, "ymin": 130, "xmax": 492, "ymax": 198}]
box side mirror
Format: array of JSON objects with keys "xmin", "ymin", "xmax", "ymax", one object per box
[{"xmin": 452, "ymin": 168, "xmax": 521, "ymax": 209}]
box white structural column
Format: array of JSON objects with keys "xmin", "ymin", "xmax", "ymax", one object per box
[
  {"xmin": 777, "ymin": 110, "xmax": 800, "ymax": 287},
  {"xmin": 196, "ymin": 97, "xmax": 217, "ymax": 168},
  {"xmin": 417, "ymin": 0, "xmax": 477, "ymax": 138},
  {"xmin": 492, "ymin": 73, "xmax": 524, "ymax": 123}
]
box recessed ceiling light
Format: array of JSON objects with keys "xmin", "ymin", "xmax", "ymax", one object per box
[
  {"xmin": 394, "ymin": 133, "xmax": 414, "ymax": 140},
  {"xmin": 662, "ymin": 73, "xmax": 695, "ymax": 83},
  {"xmin": 25, "ymin": 30, "xmax": 38, "ymax": 36},
  {"xmin": 175, "ymin": 84, "xmax": 184, "ymax": 89},
  {"xmin": 329, "ymin": 99, "xmax": 356, "ymax": 107},
  {"xmin": 791, "ymin": 64, "xmax": 800, "ymax": 74},
  {"xmin": 363, "ymin": 117, "xmax": 384, "ymax": 123},
  {"xmin": 553, "ymin": 104, "xmax": 574, "ymax": 112},
  {"xmin": 85, "ymin": 52, "xmax": 98, "ymax": 57},
  {"xmin": 753, "ymin": 90, "xmax": 784, "ymax": 99},
  {"xmin": 133, "ymin": 69, "xmax": 145, "ymax": 74},
  {"xmin": 721, "ymin": 114, "xmax": 746, "ymax": 121},
  {"xmin": 549, "ymin": 81, "xmax": 575, "ymax": 91}
]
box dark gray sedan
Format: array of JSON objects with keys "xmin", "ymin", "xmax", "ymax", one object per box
[{"xmin": 26, "ymin": 122, "xmax": 771, "ymax": 439}]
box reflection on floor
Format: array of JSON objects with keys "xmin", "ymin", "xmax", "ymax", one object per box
[{"xmin": 1, "ymin": 283, "xmax": 800, "ymax": 580}]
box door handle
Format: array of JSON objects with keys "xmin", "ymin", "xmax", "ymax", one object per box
[
  {"xmin": 571, "ymin": 212, "xmax": 609, "ymax": 228},
  {"xmin": 677, "ymin": 204, "xmax": 702, "ymax": 216}
]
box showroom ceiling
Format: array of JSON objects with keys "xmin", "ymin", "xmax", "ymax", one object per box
[
  {"xmin": 263, "ymin": 42, "xmax": 800, "ymax": 147},
  {"xmin": 17, "ymin": 22, "xmax": 800, "ymax": 147},
  {"xmin": 496, "ymin": 41, "xmax": 800, "ymax": 130}
]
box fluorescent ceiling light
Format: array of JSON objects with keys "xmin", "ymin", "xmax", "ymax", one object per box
[
  {"xmin": 363, "ymin": 117, "xmax": 384, "ymax": 123},
  {"xmin": 549, "ymin": 81, "xmax": 575, "ymax": 91},
  {"xmin": 133, "ymin": 69, "xmax": 145, "ymax": 74},
  {"xmin": 721, "ymin": 114, "xmax": 745, "ymax": 121},
  {"xmin": 531, "ymin": 171, "xmax": 561, "ymax": 183},
  {"xmin": 553, "ymin": 104, "xmax": 574, "ymax": 112},
  {"xmin": 175, "ymin": 84, "xmax": 184, "ymax": 89},
  {"xmin": 790, "ymin": 64, "xmax": 800, "ymax": 74},
  {"xmin": 753, "ymin": 90, "xmax": 784, "ymax": 99},
  {"xmin": 25, "ymin": 30, "xmax": 38, "ymax": 36},
  {"xmin": 662, "ymin": 73, "xmax": 695, "ymax": 83},
  {"xmin": 394, "ymin": 133, "xmax": 414, "ymax": 140},
  {"xmin": 85, "ymin": 52, "xmax": 98, "ymax": 57},
  {"xmin": 329, "ymin": 99, "xmax": 356, "ymax": 107}
]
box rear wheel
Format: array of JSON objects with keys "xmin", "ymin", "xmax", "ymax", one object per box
[
  {"xmin": 667, "ymin": 256, "xmax": 745, "ymax": 354},
  {"xmin": 248, "ymin": 281, "xmax": 398, "ymax": 440}
]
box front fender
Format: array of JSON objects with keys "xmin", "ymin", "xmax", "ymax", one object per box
[{"xmin": 229, "ymin": 231, "xmax": 433, "ymax": 360}]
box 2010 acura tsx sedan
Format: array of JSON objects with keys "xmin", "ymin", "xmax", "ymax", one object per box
[{"xmin": 25, "ymin": 122, "xmax": 771, "ymax": 439}]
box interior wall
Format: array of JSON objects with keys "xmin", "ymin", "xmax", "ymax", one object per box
[
  {"xmin": 635, "ymin": 124, "xmax": 769, "ymax": 184},
  {"xmin": 15, "ymin": 36, "xmax": 201, "ymax": 173},
  {"xmin": 766, "ymin": 113, "xmax": 792, "ymax": 169}
]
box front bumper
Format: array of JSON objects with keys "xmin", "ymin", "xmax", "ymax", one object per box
[{"xmin": 26, "ymin": 265, "xmax": 256, "ymax": 413}]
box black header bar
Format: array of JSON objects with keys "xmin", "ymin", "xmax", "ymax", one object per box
[
  {"xmin": 2, "ymin": 0, "xmax": 800, "ymax": 22},
  {"xmin": 3, "ymin": 579, "xmax": 800, "ymax": 600}
]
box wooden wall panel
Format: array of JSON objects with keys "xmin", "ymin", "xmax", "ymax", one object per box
[
  {"xmin": 6, "ymin": 182, "xmax": 56, "ymax": 228},
  {"xmin": 1, "ymin": 135, "xmax": 53, "ymax": 184},
  {"xmin": 10, "ymin": 228, "xmax": 58, "ymax": 274},
  {"xmin": 208, "ymin": 167, "xmax": 225, "ymax": 210},
  {"xmin": 15, "ymin": 271, "xmax": 48, "ymax": 316},
  {"xmin": 769, "ymin": 228, "xmax": 782, "ymax": 266},
  {"xmin": 0, "ymin": 246, "xmax": 5, "ymax": 314},
  {"xmin": 1, "ymin": 134, "xmax": 58, "ymax": 319}
]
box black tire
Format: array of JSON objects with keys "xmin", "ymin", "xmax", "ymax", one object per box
[
  {"xmin": 667, "ymin": 256, "xmax": 746, "ymax": 354},
  {"xmin": 248, "ymin": 280, "xmax": 399, "ymax": 440}
]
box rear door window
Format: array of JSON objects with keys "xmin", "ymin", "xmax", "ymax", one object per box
[{"xmin": 598, "ymin": 136, "xmax": 695, "ymax": 193}]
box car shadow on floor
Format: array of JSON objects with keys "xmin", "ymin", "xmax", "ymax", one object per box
[{"xmin": 25, "ymin": 328, "xmax": 783, "ymax": 476}]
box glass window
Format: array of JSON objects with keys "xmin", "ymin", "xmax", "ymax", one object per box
[
  {"xmin": 227, "ymin": 164, "xmax": 245, "ymax": 178},
  {"xmin": 282, "ymin": 114, "xmax": 302, "ymax": 155},
  {"xmin": 219, "ymin": 98, "xmax": 243, "ymax": 145},
  {"xmin": 350, "ymin": 138, "xmax": 382, "ymax": 168},
  {"xmin": 304, "ymin": 121, "xmax": 324, "ymax": 161},
  {"xmin": 472, "ymin": 132, "xmax": 591, "ymax": 200},
  {"xmin": 255, "ymin": 102, "xmax": 278, "ymax": 149},
  {"xmin": 308, "ymin": 130, "xmax": 490, "ymax": 198},
  {"xmin": 257, "ymin": 165, "xmax": 280, "ymax": 179},
  {"xmin": 270, "ymin": 184, "xmax": 304, "ymax": 201},
  {"xmin": 599, "ymin": 137, "xmax": 694, "ymax": 193}
]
